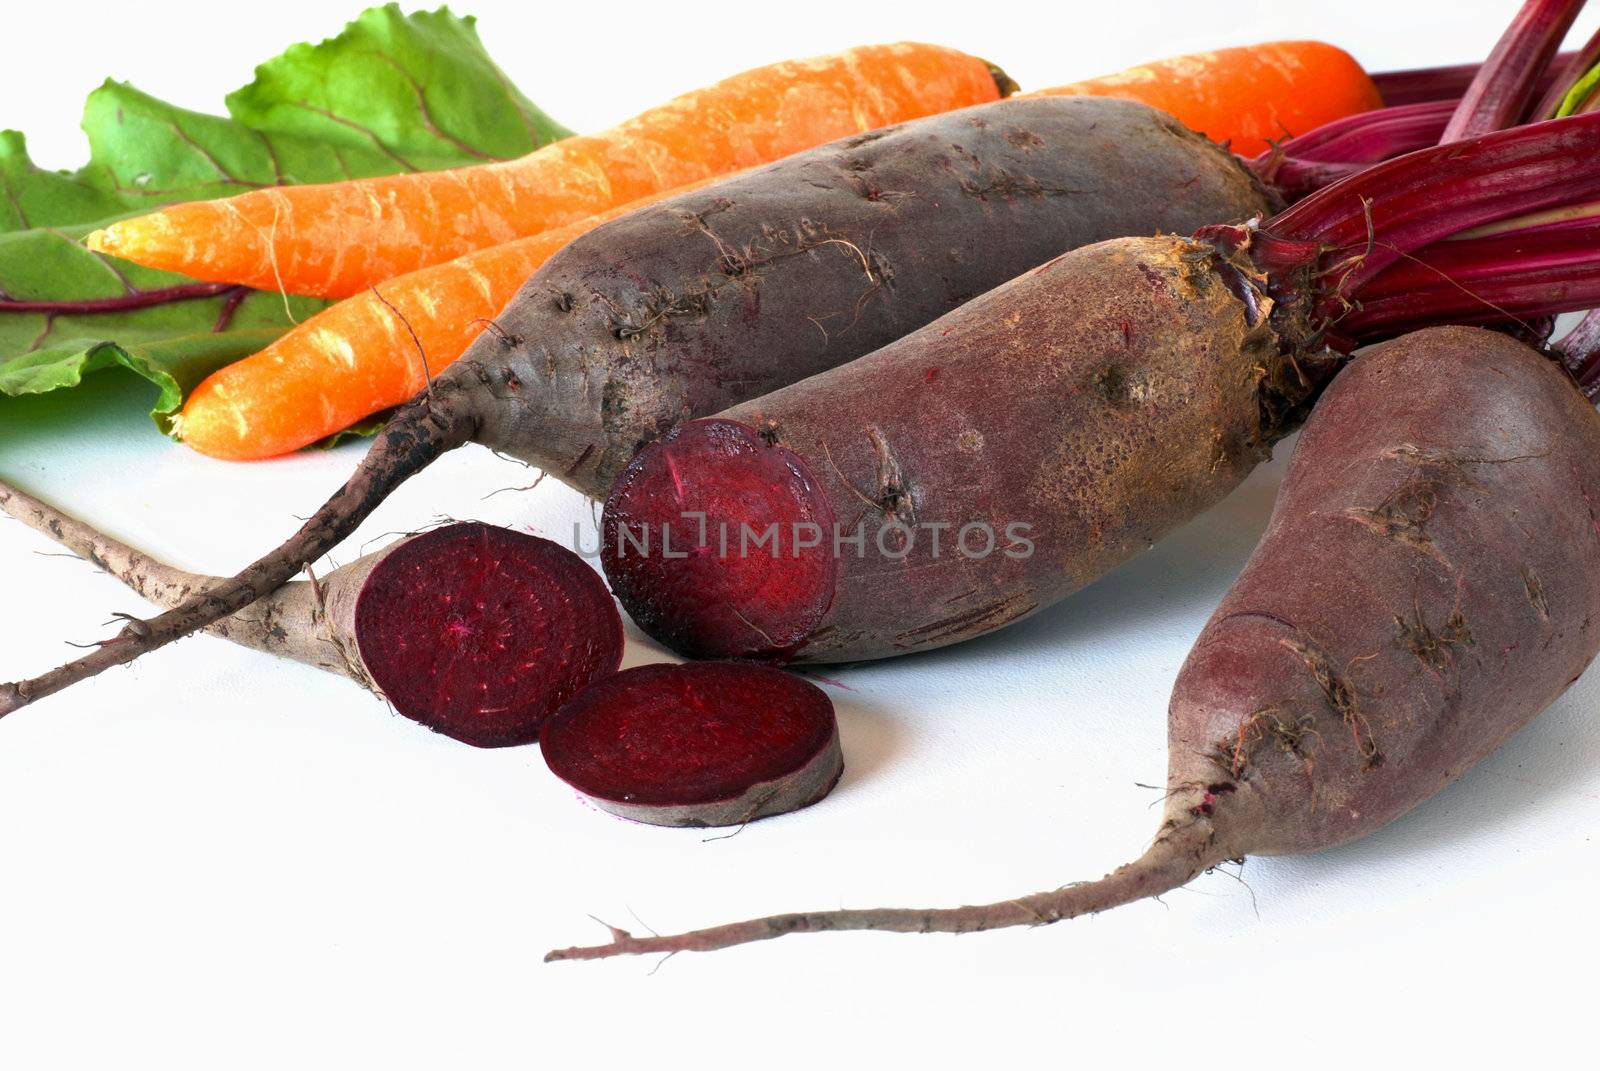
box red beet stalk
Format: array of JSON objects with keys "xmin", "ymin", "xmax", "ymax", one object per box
[
  {"xmin": 1332, "ymin": 214, "xmax": 1600, "ymax": 342},
  {"xmin": 1532, "ymin": 26, "xmax": 1600, "ymax": 116},
  {"xmin": 1440, "ymin": 0, "xmax": 1586, "ymax": 141},
  {"xmin": 0, "ymin": 282, "xmax": 243, "ymax": 315},
  {"xmin": 1264, "ymin": 100, "xmax": 1455, "ymax": 163},
  {"xmin": 1556, "ymin": 309, "xmax": 1600, "ymax": 394},
  {"xmin": 1263, "ymin": 8, "xmax": 1586, "ymax": 201},
  {"xmin": 1370, "ymin": 50, "xmax": 1577, "ymax": 105},
  {"xmin": 1248, "ymin": 110, "xmax": 1600, "ymax": 313},
  {"xmin": 1251, "ymin": 101, "xmax": 1455, "ymax": 201}
]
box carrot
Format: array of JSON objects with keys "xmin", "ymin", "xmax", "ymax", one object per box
[
  {"xmin": 86, "ymin": 43, "xmax": 1007, "ymax": 299},
  {"xmin": 175, "ymin": 175, "xmax": 722, "ymax": 461},
  {"xmin": 1026, "ymin": 40, "xmax": 1382, "ymax": 155}
]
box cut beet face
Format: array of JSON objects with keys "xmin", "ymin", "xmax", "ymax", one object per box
[
  {"xmin": 354, "ymin": 522, "xmax": 624, "ymax": 748},
  {"xmin": 601, "ymin": 419, "xmax": 837, "ymax": 660},
  {"xmin": 540, "ymin": 662, "xmax": 843, "ymax": 827}
]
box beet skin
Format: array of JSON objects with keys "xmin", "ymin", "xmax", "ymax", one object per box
[
  {"xmin": 1171, "ymin": 326, "xmax": 1600, "ymax": 854},
  {"xmin": 2, "ymin": 94, "xmax": 1280, "ymax": 712},
  {"xmin": 604, "ymin": 234, "xmax": 1310, "ymax": 661},
  {"xmin": 551, "ymin": 325, "xmax": 1600, "ymax": 960}
]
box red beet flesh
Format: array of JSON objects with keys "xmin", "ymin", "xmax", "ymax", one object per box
[
  {"xmin": 601, "ymin": 420, "xmax": 837, "ymax": 661},
  {"xmin": 540, "ymin": 662, "xmax": 842, "ymax": 827},
  {"xmin": 353, "ymin": 523, "xmax": 623, "ymax": 748}
]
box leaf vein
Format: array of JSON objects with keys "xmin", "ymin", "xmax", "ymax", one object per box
[
  {"xmin": 165, "ymin": 121, "xmax": 272, "ymax": 190},
  {"xmin": 0, "ymin": 170, "xmax": 30, "ymax": 229},
  {"xmin": 368, "ymin": 51, "xmax": 497, "ymax": 161},
  {"xmin": 281, "ymin": 102, "xmax": 421, "ymax": 171}
]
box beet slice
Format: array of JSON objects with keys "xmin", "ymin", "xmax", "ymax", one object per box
[
  {"xmin": 354, "ymin": 523, "xmax": 624, "ymax": 748},
  {"xmin": 0, "ymin": 491, "xmax": 623, "ymax": 750},
  {"xmin": 601, "ymin": 420, "xmax": 838, "ymax": 661},
  {"xmin": 540, "ymin": 662, "xmax": 842, "ymax": 827}
]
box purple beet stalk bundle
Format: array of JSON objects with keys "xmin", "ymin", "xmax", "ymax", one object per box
[{"xmin": 1258, "ymin": 2, "xmax": 1597, "ymax": 200}]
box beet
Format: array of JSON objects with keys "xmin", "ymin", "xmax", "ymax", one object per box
[
  {"xmin": 603, "ymin": 422, "xmax": 838, "ymax": 660},
  {"xmin": 597, "ymin": 114, "xmax": 1600, "ymax": 664},
  {"xmin": 352, "ymin": 524, "xmax": 624, "ymax": 747},
  {"xmin": 2, "ymin": 94, "xmax": 1278, "ymax": 715},
  {"xmin": 0, "ymin": 488, "xmax": 621, "ymax": 748},
  {"xmin": 540, "ymin": 662, "xmax": 841, "ymax": 827},
  {"xmin": 546, "ymin": 325, "xmax": 1600, "ymax": 960}
]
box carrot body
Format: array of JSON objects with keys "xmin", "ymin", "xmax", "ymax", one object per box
[
  {"xmin": 1026, "ymin": 40, "xmax": 1382, "ymax": 155},
  {"xmin": 89, "ymin": 43, "xmax": 1004, "ymax": 299},
  {"xmin": 175, "ymin": 177, "xmax": 720, "ymax": 460}
]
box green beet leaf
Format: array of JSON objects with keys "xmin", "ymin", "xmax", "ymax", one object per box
[{"xmin": 0, "ymin": 3, "xmax": 572, "ymax": 444}]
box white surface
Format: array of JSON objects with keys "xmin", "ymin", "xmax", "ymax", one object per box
[{"xmin": 3, "ymin": 2, "xmax": 1599, "ymax": 1067}]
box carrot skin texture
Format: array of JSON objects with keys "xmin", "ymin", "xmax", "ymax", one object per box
[
  {"xmin": 88, "ymin": 43, "xmax": 1004, "ymax": 299},
  {"xmin": 177, "ymin": 180, "xmax": 714, "ymax": 460},
  {"xmin": 1026, "ymin": 41, "xmax": 1382, "ymax": 155},
  {"xmin": 1172, "ymin": 326, "xmax": 1600, "ymax": 854},
  {"xmin": 183, "ymin": 96, "xmax": 1270, "ymax": 463}
]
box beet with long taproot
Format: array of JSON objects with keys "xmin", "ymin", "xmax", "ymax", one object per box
[
  {"xmin": 0, "ymin": 488, "xmax": 619, "ymax": 748},
  {"xmin": 548, "ymin": 324, "xmax": 1600, "ymax": 960},
  {"xmin": 0, "ymin": 94, "xmax": 1279, "ymax": 714}
]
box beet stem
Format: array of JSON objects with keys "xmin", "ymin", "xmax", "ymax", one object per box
[
  {"xmin": 0, "ymin": 281, "xmax": 242, "ymax": 315},
  {"xmin": 1263, "ymin": 100, "xmax": 1455, "ymax": 163},
  {"xmin": 0, "ymin": 389, "xmax": 476, "ymax": 717},
  {"xmin": 1261, "ymin": 112, "xmax": 1600, "ymax": 301},
  {"xmin": 1369, "ymin": 61, "xmax": 1485, "ymax": 106},
  {"xmin": 1440, "ymin": 0, "xmax": 1585, "ymax": 142},
  {"xmin": 1556, "ymin": 308, "xmax": 1600, "ymax": 392},
  {"xmin": 211, "ymin": 287, "xmax": 251, "ymax": 333},
  {"xmin": 1251, "ymin": 103, "xmax": 1454, "ymax": 200},
  {"xmin": 1338, "ymin": 215, "xmax": 1600, "ymax": 337},
  {"xmin": 545, "ymin": 813, "xmax": 1222, "ymax": 962},
  {"xmin": 1369, "ymin": 51, "xmax": 1577, "ymax": 106},
  {"xmin": 1532, "ymin": 26, "xmax": 1600, "ymax": 117}
]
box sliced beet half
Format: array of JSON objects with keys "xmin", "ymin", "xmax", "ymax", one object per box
[
  {"xmin": 353, "ymin": 522, "xmax": 624, "ymax": 748},
  {"xmin": 540, "ymin": 661, "xmax": 843, "ymax": 827},
  {"xmin": 601, "ymin": 419, "xmax": 838, "ymax": 661}
]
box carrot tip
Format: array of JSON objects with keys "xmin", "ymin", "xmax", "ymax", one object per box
[{"xmin": 85, "ymin": 227, "xmax": 115, "ymax": 254}]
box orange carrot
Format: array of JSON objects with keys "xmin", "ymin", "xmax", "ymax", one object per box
[
  {"xmin": 175, "ymin": 176, "xmax": 726, "ymax": 460},
  {"xmin": 89, "ymin": 43, "xmax": 1006, "ymax": 300},
  {"xmin": 1026, "ymin": 40, "xmax": 1382, "ymax": 156}
]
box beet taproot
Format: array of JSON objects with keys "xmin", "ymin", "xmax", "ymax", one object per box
[
  {"xmin": 541, "ymin": 662, "xmax": 841, "ymax": 827},
  {"xmin": 1, "ymin": 94, "xmax": 1280, "ymax": 715},
  {"xmin": 548, "ymin": 324, "xmax": 1600, "ymax": 959},
  {"xmin": 0, "ymin": 487, "xmax": 620, "ymax": 748},
  {"xmin": 600, "ymin": 113, "xmax": 1600, "ymax": 663}
]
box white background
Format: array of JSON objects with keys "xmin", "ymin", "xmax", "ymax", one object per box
[{"xmin": 3, "ymin": 2, "xmax": 1598, "ymax": 1067}]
